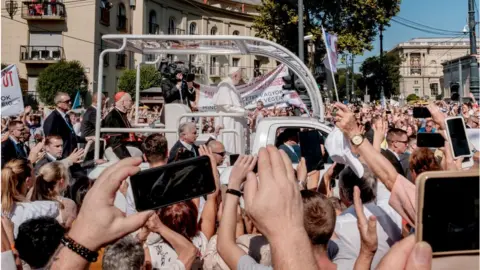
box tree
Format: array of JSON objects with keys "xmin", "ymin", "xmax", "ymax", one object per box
[
  {"xmin": 118, "ymin": 65, "xmax": 162, "ymax": 98},
  {"xmin": 36, "ymin": 60, "xmax": 87, "ymax": 106},
  {"xmin": 253, "ymin": 0, "xmax": 401, "ymax": 60},
  {"xmin": 406, "ymin": 94, "xmax": 419, "ymax": 102},
  {"xmin": 359, "ymin": 51, "xmax": 401, "ymax": 100}
]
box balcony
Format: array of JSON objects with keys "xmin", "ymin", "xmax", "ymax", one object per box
[
  {"xmin": 117, "ymin": 15, "xmax": 127, "ymax": 32},
  {"xmin": 167, "ymin": 28, "xmax": 185, "ymax": 35},
  {"xmin": 21, "ymin": 1, "xmax": 66, "ymax": 20},
  {"xmin": 116, "ymin": 53, "xmax": 126, "ymax": 69},
  {"xmin": 148, "ymin": 22, "xmax": 159, "ymax": 34},
  {"xmin": 20, "ymin": 46, "xmax": 64, "ymax": 63},
  {"xmin": 100, "ymin": 8, "xmax": 110, "ymax": 26}
]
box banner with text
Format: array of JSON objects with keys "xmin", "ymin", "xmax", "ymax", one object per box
[
  {"xmin": 1, "ymin": 65, "xmax": 25, "ymax": 117},
  {"xmin": 197, "ymin": 64, "xmax": 294, "ymax": 111}
]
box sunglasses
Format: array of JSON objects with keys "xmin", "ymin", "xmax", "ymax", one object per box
[
  {"xmin": 59, "ymin": 99, "xmax": 71, "ymax": 104},
  {"xmin": 395, "ymin": 140, "xmax": 408, "ymax": 144},
  {"xmin": 213, "ymin": 151, "xmax": 226, "ymax": 157}
]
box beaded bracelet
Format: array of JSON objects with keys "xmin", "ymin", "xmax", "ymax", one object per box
[{"xmin": 60, "ymin": 235, "xmax": 98, "ymax": 262}]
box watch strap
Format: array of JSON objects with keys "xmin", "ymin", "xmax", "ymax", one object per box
[{"xmin": 226, "ymin": 188, "xmax": 242, "ymax": 197}]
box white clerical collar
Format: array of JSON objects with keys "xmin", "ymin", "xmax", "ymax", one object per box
[
  {"xmin": 180, "ymin": 140, "xmax": 193, "ymax": 152},
  {"xmin": 46, "ymin": 152, "xmax": 57, "ymax": 161},
  {"xmin": 56, "ymin": 108, "xmax": 67, "ymax": 119}
]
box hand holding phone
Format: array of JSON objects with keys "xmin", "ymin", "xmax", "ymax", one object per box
[
  {"xmin": 416, "ymin": 133, "xmax": 445, "ymax": 148},
  {"xmin": 445, "ymin": 116, "xmax": 473, "ymax": 168}
]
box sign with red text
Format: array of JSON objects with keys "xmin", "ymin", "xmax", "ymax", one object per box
[{"xmin": 1, "ymin": 65, "xmax": 25, "ymax": 117}]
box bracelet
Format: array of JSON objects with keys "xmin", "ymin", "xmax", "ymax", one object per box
[
  {"xmin": 61, "ymin": 235, "xmax": 98, "ymax": 262},
  {"xmin": 226, "ymin": 188, "xmax": 242, "ymax": 197}
]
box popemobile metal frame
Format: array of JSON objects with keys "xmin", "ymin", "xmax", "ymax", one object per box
[{"xmin": 94, "ymin": 34, "xmax": 325, "ymax": 160}]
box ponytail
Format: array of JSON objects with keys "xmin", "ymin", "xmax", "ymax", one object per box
[
  {"xmin": 1, "ymin": 159, "xmax": 31, "ymax": 214},
  {"xmin": 30, "ymin": 162, "xmax": 69, "ymax": 209}
]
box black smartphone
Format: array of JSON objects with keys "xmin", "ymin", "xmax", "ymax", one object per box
[
  {"xmin": 445, "ymin": 117, "xmax": 474, "ymax": 168},
  {"xmin": 130, "ymin": 156, "xmax": 216, "ymax": 211},
  {"xmin": 229, "ymin": 154, "xmax": 240, "ymax": 166},
  {"xmin": 331, "ymin": 163, "xmax": 346, "ymax": 179},
  {"xmin": 413, "ymin": 107, "xmax": 431, "ymax": 118},
  {"xmin": 417, "ymin": 171, "xmax": 479, "ymax": 255},
  {"xmin": 416, "ymin": 133, "xmax": 445, "ymax": 148},
  {"xmin": 299, "ymin": 130, "xmax": 323, "ymax": 172}
]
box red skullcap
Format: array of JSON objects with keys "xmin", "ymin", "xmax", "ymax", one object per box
[{"xmin": 114, "ymin": 91, "xmax": 127, "ymax": 102}]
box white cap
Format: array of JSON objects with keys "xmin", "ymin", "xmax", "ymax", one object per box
[
  {"xmin": 228, "ymin": 67, "xmax": 241, "ymax": 76},
  {"xmin": 325, "ymin": 127, "xmax": 364, "ymax": 178}
]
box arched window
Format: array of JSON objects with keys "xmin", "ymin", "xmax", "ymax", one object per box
[
  {"xmin": 210, "ymin": 26, "xmax": 217, "ymax": 35},
  {"xmin": 117, "ymin": 4, "xmax": 126, "ymax": 31},
  {"xmin": 149, "ymin": 11, "xmax": 157, "ymax": 34},
  {"xmin": 189, "ymin": 22, "xmax": 197, "ymax": 35},
  {"xmin": 232, "ymin": 30, "xmax": 240, "ymax": 35},
  {"xmin": 168, "ymin": 17, "xmax": 176, "ymax": 34}
]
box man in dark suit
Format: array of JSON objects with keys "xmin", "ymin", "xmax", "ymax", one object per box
[
  {"xmin": 381, "ymin": 128, "xmax": 409, "ymax": 177},
  {"xmin": 1, "ymin": 120, "xmax": 27, "ymax": 167},
  {"xmin": 277, "ymin": 129, "xmax": 301, "ymax": 164},
  {"xmin": 168, "ymin": 122, "xmax": 199, "ymax": 163},
  {"xmin": 43, "ymin": 92, "xmax": 93, "ymax": 159},
  {"xmin": 81, "ymin": 92, "xmax": 105, "ymax": 161}
]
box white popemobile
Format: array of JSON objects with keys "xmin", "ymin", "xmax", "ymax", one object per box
[{"xmin": 89, "ymin": 34, "xmax": 336, "ymax": 191}]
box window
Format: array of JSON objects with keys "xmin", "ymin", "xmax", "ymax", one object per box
[
  {"xmin": 189, "ymin": 22, "xmax": 197, "ymax": 35},
  {"xmin": 414, "ymin": 80, "xmax": 419, "ymax": 85},
  {"xmin": 100, "ymin": 4, "xmax": 110, "ymax": 26},
  {"xmin": 430, "ymin": 83, "xmax": 439, "ymax": 96},
  {"xmin": 414, "ymin": 88, "xmax": 419, "ymax": 95},
  {"xmin": 254, "ymin": 60, "xmax": 261, "ymax": 77},
  {"xmin": 100, "ymin": 35, "xmax": 109, "ymax": 67},
  {"xmin": 116, "ymin": 53, "xmax": 126, "ymax": 68},
  {"xmin": 232, "ymin": 58, "xmax": 240, "ymax": 67},
  {"xmin": 210, "ymin": 26, "xmax": 217, "ymax": 35},
  {"xmin": 148, "ymin": 11, "xmax": 158, "ymax": 34},
  {"xmin": 232, "ymin": 30, "xmax": 240, "ymax": 35},
  {"xmin": 117, "ymin": 4, "xmax": 127, "ymax": 31},
  {"xmin": 168, "ymin": 17, "xmax": 176, "ymax": 34},
  {"xmin": 210, "ymin": 56, "xmax": 217, "ymax": 75}
]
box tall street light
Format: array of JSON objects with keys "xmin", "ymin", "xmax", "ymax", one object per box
[{"xmin": 298, "ymin": 0, "xmax": 304, "ymax": 62}]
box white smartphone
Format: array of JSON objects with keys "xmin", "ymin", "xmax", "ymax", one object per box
[{"xmin": 444, "ymin": 116, "xmax": 474, "ymax": 169}]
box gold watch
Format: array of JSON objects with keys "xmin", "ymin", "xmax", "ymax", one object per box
[{"xmin": 350, "ymin": 134, "xmax": 365, "ymax": 146}]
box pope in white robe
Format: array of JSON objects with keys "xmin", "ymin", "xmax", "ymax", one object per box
[{"xmin": 213, "ymin": 67, "xmax": 248, "ymax": 154}]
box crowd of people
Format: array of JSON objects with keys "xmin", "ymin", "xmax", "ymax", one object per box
[{"xmin": 1, "ymin": 84, "xmax": 479, "ymax": 270}]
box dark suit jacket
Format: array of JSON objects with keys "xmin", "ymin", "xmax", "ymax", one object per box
[
  {"xmin": 43, "ymin": 109, "xmax": 85, "ymax": 159},
  {"xmin": 102, "ymin": 108, "xmax": 132, "ymax": 159},
  {"xmin": 399, "ymin": 153, "xmax": 411, "ymax": 180},
  {"xmin": 167, "ymin": 140, "xmax": 199, "ymax": 163},
  {"xmin": 81, "ymin": 106, "xmax": 97, "ymax": 138},
  {"xmin": 278, "ymin": 144, "xmax": 301, "ymax": 163},
  {"xmin": 34, "ymin": 154, "xmax": 56, "ymax": 173},
  {"xmin": 381, "ymin": 149, "xmax": 406, "ymax": 177},
  {"xmin": 1, "ymin": 138, "xmax": 27, "ymax": 168}
]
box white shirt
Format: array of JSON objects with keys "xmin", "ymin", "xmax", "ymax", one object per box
[
  {"xmin": 46, "ymin": 152, "xmax": 57, "ymax": 161},
  {"xmin": 4, "ymin": 201, "xmax": 59, "ymax": 238},
  {"xmin": 333, "ymin": 181, "xmax": 402, "ymax": 269},
  {"xmin": 180, "ymin": 140, "xmax": 196, "ymax": 156}
]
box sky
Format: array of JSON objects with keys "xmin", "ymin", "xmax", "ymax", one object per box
[{"xmin": 342, "ymin": 0, "xmax": 471, "ymax": 72}]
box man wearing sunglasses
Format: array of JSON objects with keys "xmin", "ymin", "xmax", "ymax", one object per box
[
  {"xmin": 206, "ymin": 139, "xmax": 226, "ymax": 166},
  {"xmin": 381, "ymin": 128, "xmax": 409, "ymax": 178},
  {"xmin": 44, "ymin": 92, "xmax": 93, "ymax": 159}
]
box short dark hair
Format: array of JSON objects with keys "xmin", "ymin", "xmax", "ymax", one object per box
[
  {"xmin": 301, "ymin": 190, "xmax": 336, "ymax": 246},
  {"xmin": 141, "ymin": 134, "xmax": 168, "ymax": 163},
  {"xmin": 15, "ymin": 217, "xmax": 65, "ymax": 268},
  {"xmin": 8, "ymin": 120, "xmax": 23, "ymax": 130},
  {"xmin": 386, "ymin": 128, "xmax": 408, "ymax": 143},
  {"xmin": 45, "ymin": 135, "xmax": 63, "ymax": 146}
]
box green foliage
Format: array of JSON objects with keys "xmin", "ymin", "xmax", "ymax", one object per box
[
  {"xmin": 359, "ymin": 51, "xmax": 401, "ymax": 100},
  {"xmin": 118, "ymin": 65, "xmax": 162, "ymax": 98},
  {"xmin": 253, "ymin": 0, "xmax": 401, "ymax": 59},
  {"xmin": 335, "ymin": 68, "xmax": 363, "ymax": 100},
  {"xmin": 406, "ymin": 94, "xmax": 419, "ymax": 102},
  {"xmin": 36, "ymin": 60, "xmax": 87, "ymax": 106}
]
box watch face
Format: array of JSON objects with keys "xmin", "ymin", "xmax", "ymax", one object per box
[{"xmin": 352, "ymin": 135, "xmax": 363, "ymax": 145}]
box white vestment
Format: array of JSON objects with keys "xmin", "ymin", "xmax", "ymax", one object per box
[{"xmin": 213, "ymin": 77, "xmax": 247, "ymax": 154}]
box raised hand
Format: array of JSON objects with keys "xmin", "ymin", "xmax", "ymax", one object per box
[
  {"xmin": 354, "ymin": 187, "xmax": 377, "ymax": 255},
  {"xmin": 67, "ymin": 148, "xmax": 85, "ymax": 164},
  {"xmin": 228, "ymin": 155, "xmax": 257, "ymax": 189}
]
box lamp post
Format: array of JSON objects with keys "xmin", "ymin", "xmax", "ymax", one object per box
[
  {"xmin": 5, "ymin": 0, "xmax": 18, "ymax": 19},
  {"xmin": 298, "ymin": 0, "xmax": 304, "ymax": 62}
]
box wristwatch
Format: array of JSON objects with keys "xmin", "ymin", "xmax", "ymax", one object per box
[{"xmin": 350, "ymin": 134, "xmax": 365, "ymax": 146}]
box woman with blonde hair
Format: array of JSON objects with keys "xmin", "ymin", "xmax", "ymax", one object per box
[
  {"xmin": 30, "ymin": 161, "xmax": 77, "ymax": 228},
  {"xmin": 1, "ymin": 159, "xmax": 59, "ymax": 237}
]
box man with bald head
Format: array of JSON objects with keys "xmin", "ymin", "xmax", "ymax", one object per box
[
  {"xmin": 207, "ymin": 139, "xmax": 226, "ymax": 166},
  {"xmin": 102, "ymin": 91, "xmax": 135, "ymax": 159}
]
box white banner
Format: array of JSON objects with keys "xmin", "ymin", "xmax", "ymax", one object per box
[
  {"xmin": 1, "ymin": 65, "xmax": 25, "ymax": 117},
  {"xmin": 197, "ymin": 64, "xmax": 305, "ymax": 111}
]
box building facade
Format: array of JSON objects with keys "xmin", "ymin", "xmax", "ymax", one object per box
[
  {"xmin": 2, "ymin": 0, "xmax": 274, "ymax": 100},
  {"xmin": 442, "ymin": 54, "xmax": 480, "ymax": 98},
  {"xmin": 391, "ymin": 37, "xmax": 476, "ymax": 99}
]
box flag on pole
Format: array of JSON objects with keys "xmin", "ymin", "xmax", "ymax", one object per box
[
  {"xmin": 72, "ymin": 90, "xmax": 81, "ymax": 109},
  {"xmin": 322, "ymin": 28, "xmax": 339, "ymax": 72}
]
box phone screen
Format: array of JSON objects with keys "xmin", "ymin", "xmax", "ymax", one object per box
[
  {"xmin": 421, "ymin": 176, "xmax": 479, "ymax": 253},
  {"xmin": 416, "ymin": 133, "xmax": 445, "ymax": 148},
  {"xmin": 446, "ymin": 117, "xmax": 471, "ymax": 157},
  {"xmin": 413, "ymin": 107, "xmax": 431, "ymax": 118},
  {"xmin": 130, "ymin": 156, "xmax": 216, "ymax": 211},
  {"xmin": 299, "ymin": 130, "xmax": 323, "ymax": 172},
  {"xmin": 230, "ymin": 154, "xmax": 240, "ymax": 166}
]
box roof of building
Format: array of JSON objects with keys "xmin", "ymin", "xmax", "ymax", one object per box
[
  {"xmin": 227, "ymin": 0, "xmax": 262, "ymax": 5},
  {"xmin": 405, "ymin": 37, "xmax": 469, "ymax": 43}
]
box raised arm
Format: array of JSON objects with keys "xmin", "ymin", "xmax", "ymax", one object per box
[
  {"xmin": 198, "ymin": 145, "xmax": 220, "ymax": 240},
  {"xmin": 217, "ymin": 155, "xmax": 256, "ymax": 270}
]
